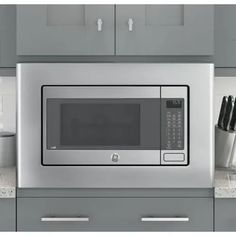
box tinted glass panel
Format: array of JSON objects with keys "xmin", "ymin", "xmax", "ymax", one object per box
[
  {"xmin": 46, "ymin": 98, "xmax": 160, "ymax": 150},
  {"xmin": 60, "ymin": 103, "xmax": 140, "ymax": 146}
]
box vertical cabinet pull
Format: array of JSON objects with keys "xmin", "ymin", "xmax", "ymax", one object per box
[
  {"xmin": 97, "ymin": 18, "xmax": 103, "ymax": 32},
  {"xmin": 41, "ymin": 217, "xmax": 90, "ymax": 222},
  {"xmin": 141, "ymin": 217, "xmax": 190, "ymax": 222},
  {"xmin": 128, "ymin": 18, "xmax": 134, "ymax": 32}
]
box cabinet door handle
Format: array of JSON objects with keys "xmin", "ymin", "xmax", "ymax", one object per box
[
  {"xmin": 128, "ymin": 18, "xmax": 134, "ymax": 32},
  {"xmin": 97, "ymin": 18, "xmax": 103, "ymax": 32},
  {"xmin": 141, "ymin": 217, "xmax": 190, "ymax": 222},
  {"xmin": 41, "ymin": 217, "xmax": 89, "ymax": 222}
]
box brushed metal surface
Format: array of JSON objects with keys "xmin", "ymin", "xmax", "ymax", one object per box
[
  {"xmin": 215, "ymin": 126, "xmax": 236, "ymax": 168},
  {"xmin": 17, "ymin": 63, "xmax": 214, "ymax": 188},
  {"xmin": 44, "ymin": 150, "xmax": 161, "ymax": 165},
  {"xmin": 0, "ymin": 134, "xmax": 16, "ymax": 167},
  {"xmin": 43, "ymin": 86, "xmax": 160, "ymax": 99}
]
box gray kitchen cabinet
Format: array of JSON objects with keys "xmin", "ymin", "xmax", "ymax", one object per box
[
  {"xmin": 0, "ymin": 199, "xmax": 15, "ymax": 231},
  {"xmin": 0, "ymin": 5, "xmax": 16, "ymax": 67},
  {"xmin": 215, "ymin": 6, "xmax": 236, "ymax": 67},
  {"xmin": 215, "ymin": 199, "xmax": 236, "ymax": 231},
  {"xmin": 17, "ymin": 5, "xmax": 214, "ymax": 57},
  {"xmin": 17, "ymin": 5, "xmax": 114, "ymax": 55},
  {"xmin": 17, "ymin": 197, "xmax": 213, "ymax": 231},
  {"xmin": 116, "ymin": 5, "xmax": 214, "ymax": 55}
]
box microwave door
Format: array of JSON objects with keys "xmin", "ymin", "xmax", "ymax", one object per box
[{"xmin": 42, "ymin": 86, "xmax": 161, "ymax": 166}]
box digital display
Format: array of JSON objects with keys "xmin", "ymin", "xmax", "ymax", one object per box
[{"xmin": 166, "ymin": 100, "xmax": 182, "ymax": 108}]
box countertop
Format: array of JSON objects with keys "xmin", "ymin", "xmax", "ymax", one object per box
[
  {"xmin": 0, "ymin": 167, "xmax": 16, "ymax": 198},
  {"xmin": 215, "ymin": 169, "xmax": 236, "ymax": 198}
]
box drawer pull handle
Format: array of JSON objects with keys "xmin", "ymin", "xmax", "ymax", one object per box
[
  {"xmin": 128, "ymin": 18, "xmax": 134, "ymax": 32},
  {"xmin": 97, "ymin": 18, "xmax": 103, "ymax": 32},
  {"xmin": 141, "ymin": 217, "xmax": 190, "ymax": 222},
  {"xmin": 41, "ymin": 217, "xmax": 89, "ymax": 222}
]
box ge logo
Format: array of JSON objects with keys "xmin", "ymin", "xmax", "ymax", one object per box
[{"xmin": 111, "ymin": 153, "xmax": 120, "ymax": 163}]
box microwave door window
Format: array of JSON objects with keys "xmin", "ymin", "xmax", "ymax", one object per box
[
  {"xmin": 60, "ymin": 103, "xmax": 140, "ymax": 147},
  {"xmin": 46, "ymin": 99, "xmax": 160, "ymax": 150}
]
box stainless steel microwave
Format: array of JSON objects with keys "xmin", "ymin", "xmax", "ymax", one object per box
[
  {"xmin": 43, "ymin": 86, "xmax": 188, "ymax": 166},
  {"xmin": 17, "ymin": 63, "xmax": 214, "ymax": 188}
]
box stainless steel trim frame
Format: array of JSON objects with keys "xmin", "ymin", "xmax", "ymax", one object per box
[
  {"xmin": 17, "ymin": 63, "xmax": 214, "ymax": 188},
  {"xmin": 141, "ymin": 217, "xmax": 190, "ymax": 222},
  {"xmin": 41, "ymin": 217, "xmax": 89, "ymax": 222}
]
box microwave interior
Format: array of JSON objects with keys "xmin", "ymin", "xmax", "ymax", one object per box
[{"xmin": 42, "ymin": 86, "xmax": 189, "ymax": 166}]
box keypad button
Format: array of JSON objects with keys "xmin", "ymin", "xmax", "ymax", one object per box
[{"xmin": 164, "ymin": 109, "xmax": 183, "ymax": 150}]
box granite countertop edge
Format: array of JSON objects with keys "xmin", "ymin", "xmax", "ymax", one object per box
[
  {"xmin": 215, "ymin": 169, "xmax": 236, "ymax": 198},
  {"xmin": 0, "ymin": 167, "xmax": 16, "ymax": 198}
]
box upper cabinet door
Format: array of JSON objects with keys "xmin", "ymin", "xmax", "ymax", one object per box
[
  {"xmin": 116, "ymin": 5, "xmax": 214, "ymax": 55},
  {"xmin": 0, "ymin": 6, "xmax": 16, "ymax": 67},
  {"xmin": 17, "ymin": 5, "xmax": 114, "ymax": 55},
  {"xmin": 215, "ymin": 6, "xmax": 236, "ymax": 67}
]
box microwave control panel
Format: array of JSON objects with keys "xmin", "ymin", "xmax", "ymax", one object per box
[
  {"xmin": 162, "ymin": 98, "xmax": 184, "ymax": 150},
  {"xmin": 161, "ymin": 86, "xmax": 188, "ymax": 165}
]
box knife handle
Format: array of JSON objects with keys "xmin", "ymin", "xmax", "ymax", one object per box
[
  {"xmin": 223, "ymin": 96, "xmax": 234, "ymax": 131},
  {"xmin": 230, "ymin": 100, "xmax": 236, "ymax": 131},
  {"xmin": 218, "ymin": 96, "xmax": 228, "ymax": 128}
]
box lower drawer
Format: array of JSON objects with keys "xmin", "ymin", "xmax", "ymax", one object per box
[{"xmin": 17, "ymin": 197, "xmax": 213, "ymax": 231}]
